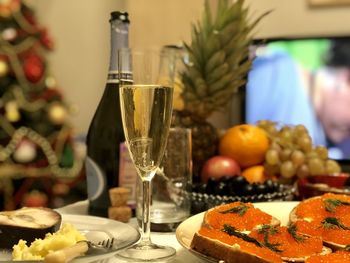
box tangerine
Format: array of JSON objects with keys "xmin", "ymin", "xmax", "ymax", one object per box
[
  {"xmin": 219, "ymin": 124, "xmax": 269, "ymax": 168},
  {"xmin": 241, "ymin": 165, "xmax": 268, "ymax": 183}
]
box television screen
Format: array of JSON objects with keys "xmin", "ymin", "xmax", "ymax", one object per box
[{"xmin": 246, "ymin": 36, "xmax": 350, "ymax": 162}]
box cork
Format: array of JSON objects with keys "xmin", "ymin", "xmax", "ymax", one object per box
[
  {"xmin": 109, "ymin": 187, "xmax": 130, "ymax": 207},
  {"xmin": 108, "ymin": 205, "xmax": 132, "ymax": 223}
]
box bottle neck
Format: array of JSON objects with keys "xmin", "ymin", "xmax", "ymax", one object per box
[{"xmin": 108, "ymin": 18, "xmax": 129, "ymax": 74}]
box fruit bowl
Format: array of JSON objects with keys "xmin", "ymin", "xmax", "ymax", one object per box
[
  {"xmin": 190, "ymin": 181, "xmax": 296, "ymax": 215},
  {"xmin": 297, "ymin": 173, "xmax": 350, "ymax": 199}
]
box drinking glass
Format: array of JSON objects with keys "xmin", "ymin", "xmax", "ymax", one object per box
[
  {"xmin": 116, "ymin": 48, "xmax": 176, "ymax": 261},
  {"xmin": 144, "ymin": 127, "xmax": 192, "ymax": 232}
]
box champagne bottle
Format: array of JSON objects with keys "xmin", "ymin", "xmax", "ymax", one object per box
[{"xmin": 86, "ymin": 11, "xmax": 131, "ymax": 217}]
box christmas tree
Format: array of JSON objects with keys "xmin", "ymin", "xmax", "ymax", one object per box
[{"xmin": 0, "ymin": 1, "xmax": 85, "ymax": 209}]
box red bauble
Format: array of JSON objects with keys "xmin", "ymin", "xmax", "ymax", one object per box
[
  {"xmin": 22, "ymin": 191, "xmax": 48, "ymax": 207},
  {"xmin": 23, "ymin": 54, "xmax": 44, "ymax": 83},
  {"xmin": 40, "ymin": 28, "xmax": 54, "ymax": 50},
  {"xmin": 22, "ymin": 8, "xmax": 37, "ymax": 26}
]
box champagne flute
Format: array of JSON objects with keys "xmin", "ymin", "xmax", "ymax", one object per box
[{"xmin": 116, "ymin": 48, "xmax": 176, "ymax": 261}]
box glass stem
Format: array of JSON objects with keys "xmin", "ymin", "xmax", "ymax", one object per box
[{"xmin": 141, "ymin": 178, "xmax": 152, "ymax": 245}]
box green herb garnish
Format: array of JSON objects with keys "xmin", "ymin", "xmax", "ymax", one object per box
[
  {"xmin": 324, "ymin": 199, "xmax": 350, "ymax": 213},
  {"xmin": 220, "ymin": 203, "xmax": 248, "ymax": 216},
  {"xmin": 222, "ymin": 224, "xmax": 283, "ymax": 253},
  {"xmin": 258, "ymin": 225, "xmax": 283, "ymax": 252},
  {"xmin": 259, "ymin": 224, "xmax": 279, "ymax": 236},
  {"xmin": 322, "ymin": 217, "xmax": 350, "ymax": 230},
  {"xmin": 222, "ymin": 224, "xmax": 262, "ymax": 247},
  {"xmin": 287, "ymin": 223, "xmax": 306, "ymax": 243}
]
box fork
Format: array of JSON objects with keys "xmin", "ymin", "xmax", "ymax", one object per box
[{"xmin": 44, "ymin": 238, "xmax": 114, "ymax": 263}]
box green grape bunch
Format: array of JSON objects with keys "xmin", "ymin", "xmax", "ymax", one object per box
[{"xmin": 257, "ymin": 120, "xmax": 341, "ymax": 181}]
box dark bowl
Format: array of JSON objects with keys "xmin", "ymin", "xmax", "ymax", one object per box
[{"xmin": 190, "ymin": 184, "xmax": 296, "ymax": 215}]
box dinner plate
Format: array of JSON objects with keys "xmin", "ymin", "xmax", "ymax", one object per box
[
  {"xmin": 175, "ymin": 201, "xmax": 299, "ymax": 262},
  {"xmin": 0, "ymin": 214, "xmax": 141, "ymax": 262}
]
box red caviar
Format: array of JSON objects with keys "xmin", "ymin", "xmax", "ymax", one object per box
[
  {"xmin": 294, "ymin": 220, "xmax": 323, "ymax": 238},
  {"xmin": 249, "ymin": 226, "xmax": 324, "ymax": 259},
  {"xmin": 294, "ymin": 193, "xmax": 350, "ymax": 246},
  {"xmin": 296, "ymin": 219, "xmax": 350, "ymax": 246},
  {"xmin": 295, "ymin": 193, "xmax": 350, "ymax": 224},
  {"xmin": 197, "ymin": 227, "xmax": 282, "ymax": 263},
  {"xmin": 205, "ymin": 202, "xmax": 274, "ymax": 231}
]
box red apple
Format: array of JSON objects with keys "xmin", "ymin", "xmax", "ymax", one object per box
[{"xmin": 201, "ymin": 155, "xmax": 241, "ymax": 183}]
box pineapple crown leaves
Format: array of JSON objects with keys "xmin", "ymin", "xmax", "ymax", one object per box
[{"xmin": 181, "ymin": 0, "xmax": 270, "ymax": 119}]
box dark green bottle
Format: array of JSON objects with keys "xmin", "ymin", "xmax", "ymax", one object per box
[{"xmin": 86, "ymin": 11, "xmax": 130, "ymax": 217}]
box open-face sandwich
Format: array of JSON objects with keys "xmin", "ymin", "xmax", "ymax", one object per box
[
  {"xmin": 290, "ymin": 193, "xmax": 350, "ymax": 250},
  {"xmin": 190, "ymin": 201, "xmax": 332, "ymax": 263}
]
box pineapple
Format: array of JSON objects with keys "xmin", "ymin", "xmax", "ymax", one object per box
[{"xmin": 172, "ymin": 0, "xmax": 269, "ymax": 181}]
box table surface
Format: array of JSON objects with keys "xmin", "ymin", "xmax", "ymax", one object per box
[{"xmin": 57, "ymin": 200, "xmax": 205, "ymax": 263}]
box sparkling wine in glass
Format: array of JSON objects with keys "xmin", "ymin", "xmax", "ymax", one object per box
[{"xmin": 116, "ymin": 48, "xmax": 176, "ymax": 261}]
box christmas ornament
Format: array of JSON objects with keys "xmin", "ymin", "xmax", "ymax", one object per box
[
  {"xmin": 5, "ymin": 101, "xmax": 20, "ymax": 122},
  {"xmin": 2, "ymin": 27, "xmax": 17, "ymax": 41},
  {"xmin": 59, "ymin": 144, "xmax": 74, "ymax": 168},
  {"xmin": 48, "ymin": 102, "xmax": 67, "ymax": 124},
  {"xmin": 23, "ymin": 54, "xmax": 44, "ymax": 83},
  {"xmin": 40, "ymin": 28, "xmax": 54, "ymax": 50},
  {"xmin": 13, "ymin": 139, "xmax": 36, "ymax": 163},
  {"xmin": 22, "ymin": 190, "xmax": 48, "ymax": 207},
  {"xmin": 52, "ymin": 183, "xmax": 69, "ymax": 196},
  {"xmin": 38, "ymin": 88, "xmax": 62, "ymax": 101},
  {"xmin": 45, "ymin": 76, "xmax": 56, "ymax": 88},
  {"xmin": 0, "ymin": 0, "xmax": 20, "ymax": 18},
  {"xmin": 0, "ymin": 59, "xmax": 9, "ymax": 77}
]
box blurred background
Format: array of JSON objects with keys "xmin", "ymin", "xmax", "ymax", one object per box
[
  {"xmin": 1, "ymin": 0, "xmax": 350, "ymax": 210},
  {"xmin": 32, "ymin": 0, "xmax": 350, "ymax": 134}
]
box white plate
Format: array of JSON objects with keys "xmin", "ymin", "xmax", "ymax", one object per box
[
  {"xmin": 0, "ymin": 214, "xmax": 141, "ymax": 262},
  {"xmin": 175, "ymin": 201, "xmax": 299, "ymax": 262}
]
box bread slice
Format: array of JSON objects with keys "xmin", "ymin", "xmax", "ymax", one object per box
[
  {"xmin": 305, "ymin": 250, "xmax": 350, "ymax": 263},
  {"xmin": 203, "ymin": 201, "xmax": 280, "ymax": 231},
  {"xmin": 191, "ymin": 227, "xmax": 283, "ymax": 263},
  {"xmin": 283, "ymin": 246, "xmax": 332, "ymax": 263},
  {"xmin": 289, "ymin": 193, "xmax": 350, "ymax": 250}
]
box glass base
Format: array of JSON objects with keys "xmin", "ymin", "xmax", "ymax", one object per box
[
  {"xmin": 136, "ymin": 218, "xmax": 183, "ymax": 232},
  {"xmin": 116, "ymin": 242, "xmax": 176, "ymax": 262}
]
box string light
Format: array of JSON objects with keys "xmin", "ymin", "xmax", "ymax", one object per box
[{"xmin": 0, "ymin": 127, "xmax": 84, "ymax": 178}]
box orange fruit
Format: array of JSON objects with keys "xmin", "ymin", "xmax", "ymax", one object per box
[
  {"xmin": 219, "ymin": 124, "xmax": 269, "ymax": 168},
  {"xmin": 241, "ymin": 165, "xmax": 267, "ymax": 183}
]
